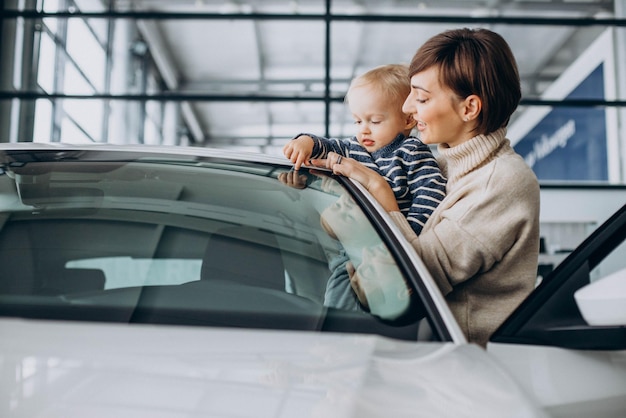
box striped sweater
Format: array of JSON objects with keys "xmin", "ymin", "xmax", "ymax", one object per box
[{"xmin": 301, "ymin": 132, "xmax": 447, "ymax": 235}]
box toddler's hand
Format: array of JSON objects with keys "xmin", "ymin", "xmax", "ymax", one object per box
[{"xmin": 283, "ymin": 135, "xmax": 314, "ymax": 170}]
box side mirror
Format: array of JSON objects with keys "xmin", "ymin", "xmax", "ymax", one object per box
[{"xmin": 574, "ymin": 267, "xmax": 626, "ymax": 326}]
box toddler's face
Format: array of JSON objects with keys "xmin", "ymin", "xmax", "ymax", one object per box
[{"xmin": 348, "ymin": 84, "xmax": 413, "ymax": 153}]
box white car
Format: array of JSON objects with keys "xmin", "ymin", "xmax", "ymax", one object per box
[{"xmin": 0, "ymin": 144, "xmax": 624, "ymax": 417}]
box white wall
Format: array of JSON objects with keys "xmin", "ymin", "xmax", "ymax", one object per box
[
  {"xmin": 540, "ymin": 187, "xmax": 624, "ymax": 226},
  {"xmin": 539, "ymin": 186, "xmax": 625, "ymax": 277}
]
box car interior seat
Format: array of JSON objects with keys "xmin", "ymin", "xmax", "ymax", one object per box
[
  {"xmin": 201, "ymin": 225, "xmax": 286, "ymax": 292},
  {"xmin": 39, "ymin": 268, "xmax": 106, "ymax": 295}
]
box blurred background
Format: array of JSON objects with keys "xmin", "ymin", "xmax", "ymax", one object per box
[{"xmin": 1, "ymin": 0, "xmax": 625, "ymax": 184}]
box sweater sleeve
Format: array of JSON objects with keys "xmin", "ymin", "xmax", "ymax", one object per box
[
  {"xmin": 403, "ymin": 143, "xmax": 447, "ymax": 235},
  {"xmin": 388, "ymin": 211, "xmax": 454, "ymax": 295},
  {"xmin": 295, "ymin": 133, "xmax": 351, "ymax": 159},
  {"xmin": 390, "ymin": 205, "xmax": 493, "ymax": 296}
]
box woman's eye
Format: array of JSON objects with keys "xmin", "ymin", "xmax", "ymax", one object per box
[{"xmin": 416, "ymin": 99, "xmax": 427, "ymax": 104}]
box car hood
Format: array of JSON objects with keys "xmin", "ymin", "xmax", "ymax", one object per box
[{"xmin": 0, "ymin": 319, "xmax": 545, "ymax": 418}]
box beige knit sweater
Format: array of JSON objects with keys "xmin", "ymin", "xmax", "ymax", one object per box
[{"xmin": 389, "ymin": 128, "xmax": 540, "ymax": 347}]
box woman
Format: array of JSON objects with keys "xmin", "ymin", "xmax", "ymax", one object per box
[{"xmin": 312, "ymin": 28, "xmax": 540, "ymax": 347}]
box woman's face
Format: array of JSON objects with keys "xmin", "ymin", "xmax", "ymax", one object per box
[{"xmin": 402, "ymin": 66, "xmax": 471, "ymax": 147}]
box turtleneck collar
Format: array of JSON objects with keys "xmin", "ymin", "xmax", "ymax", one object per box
[{"xmin": 438, "ymin": 127, "xmax": 508, "ymax": 184}]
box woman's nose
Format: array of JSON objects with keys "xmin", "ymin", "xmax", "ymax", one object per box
[{"xmin": 402, "ymin": 96, "xmax": 414, "ymax": 114}]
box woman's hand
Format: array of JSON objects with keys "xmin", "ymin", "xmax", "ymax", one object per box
[{"xmin": 310, "ymin": 152, "xmax": 401, "ymax": 212}]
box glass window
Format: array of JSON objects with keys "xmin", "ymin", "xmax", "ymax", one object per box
[
  {"xmin": 33, "ymin": 99, "xmax": 53, "ymax": 143},
  {"xmin": 63, "ymin": 58, "xmax": 94, "ymax": 95},
  {"xmin": 260, "ymin": 21, "xmax": 326, "ymax": 82},
  {"xmin": 145, "ymin": 85, "xmax": 164, "ymax": 144},
  {"xmin": 62, "ymin": 98, "xmax": 103, "ymax": 142},
  {"xmin": 41, "ymin": 0, "xmax": 60, "ymax": 34},
  {"xmin": 60, "ymin": 116, "xmax": 91, "ymax": 142},
  {"xmin": 73, "ymin": 0, "xmax": 109, "ymax": 42},
  {"xmin": 199, "ymin": 102, "xmax": 273, "ymax": 140},
  {"xmin": 329, "ymin": 101, "xmax": 354, "ymax": 139},
  {"xmin": 66, "ymin": 18, "xmax": 106, "ymax": 92},
  {"xmin": 36, "ymin": 33, "xmax": 56, "ymax": 93},
  {"xmin": 0, "ymin": 150, "xmax": 419, "ymax": 339},
  {"xmin": 590, "ymin": 239, "xmax": 625, "ymax": 283},
  {"xmin": 144, "ymin": 118, "xmax": 162, "ymax": 145},
  {"xmin": 267, "ymin": 101, "xmax": 327, "ymax": 140}
]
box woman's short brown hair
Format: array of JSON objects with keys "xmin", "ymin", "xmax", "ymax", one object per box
[{"xmin": 408, "ymin": 28, "xmax": 521, "ymax": 135}]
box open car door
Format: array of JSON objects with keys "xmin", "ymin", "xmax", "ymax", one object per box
[{"xmin": 488, "ymin": 204, "xmax": 626, "ymax": 418}]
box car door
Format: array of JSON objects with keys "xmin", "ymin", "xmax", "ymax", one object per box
[{"xmin": 487, "ymin": 204, "xmax": 626, "ymax": 418}]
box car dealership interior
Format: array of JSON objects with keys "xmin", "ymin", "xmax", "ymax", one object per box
[{"xmin": 1, "ymin": 0, "xmax": 625, "ymax": 277}]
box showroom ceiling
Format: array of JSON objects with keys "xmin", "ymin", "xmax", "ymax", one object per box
[{"xmin": 118, "ymin": 0, "xmax": 615, "ymax": 152}]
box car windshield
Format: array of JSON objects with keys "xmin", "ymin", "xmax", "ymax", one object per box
[{"xmin": 0, "ymin": 149, "xmax": 421, "ymax": 340}]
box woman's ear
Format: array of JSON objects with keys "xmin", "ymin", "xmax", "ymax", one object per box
[{"xmin": 462, "ymin": 95, "xmax": 482, "ymax": 122}]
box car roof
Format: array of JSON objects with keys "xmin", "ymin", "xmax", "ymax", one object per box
[{"xmin": 0, "ymin": 142, "xmax": 293, "ymax": 166}]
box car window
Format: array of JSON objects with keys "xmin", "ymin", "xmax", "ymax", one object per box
[
  {"xmin": 0, "ymin": 150, "xmax": 423, "ymax": 341},
  {"xmin": 589, "ymin": 237, "xmax": 624, "ymax": 283}
]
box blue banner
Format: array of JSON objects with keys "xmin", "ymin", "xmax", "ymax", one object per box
[{"xmin": 514, "ymin": 64, "xmax": 608, "ymax": 181}]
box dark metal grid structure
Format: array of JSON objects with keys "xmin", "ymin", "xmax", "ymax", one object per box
[{"xmin": 1, "ymin": 0, "xmax": 625, "ymax": 155}]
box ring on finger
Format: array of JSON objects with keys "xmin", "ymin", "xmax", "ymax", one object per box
[{"xmin": 336, "ymin": 156, "xmax": 342, "ymax": 164}]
